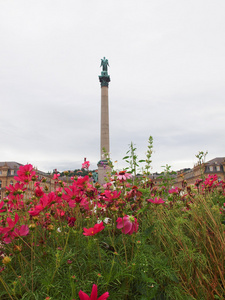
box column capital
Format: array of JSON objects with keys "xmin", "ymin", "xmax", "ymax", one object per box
[{"xmin": 99, "ymin": 72, "xmax": 110, "ymax": 87}]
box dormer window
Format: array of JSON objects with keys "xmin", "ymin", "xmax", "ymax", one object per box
[
  {"xmin": 10, "ymin": 170, "xmax": 14, "ymax": 175},
  {"xmin": 216, "ymin": 166, "xmax": 220, "ymax": 172},
  {"xmin": 209, "ymin": 166, "xmax": 213, "ymax": 172}
]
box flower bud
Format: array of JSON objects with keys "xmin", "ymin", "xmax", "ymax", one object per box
[
  {"xmin": 47, "ymin": 225, "xmax": 54, "ymax": 231},
  {"xmin": 29, "ymin": 224, "xmax": 36, "ymax": 230},
  {"xmin": 2, "ymin": 256, "xmax": 11, "ymax": 265},
  {"xmin": 13, "ymin": 245, "xmax": 22, "ymax": 253}
]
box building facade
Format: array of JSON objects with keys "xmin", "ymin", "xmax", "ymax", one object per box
[
  {"xmin": 174, "ymin": 157, "xmax": 225, "ymax": 188},
  {"xmin": 0, "ymin": 162, "xmax": 55, "ymax": 201}
]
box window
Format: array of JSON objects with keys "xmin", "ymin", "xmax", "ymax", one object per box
[
  {"xmin": 10, "ymin": 170, "xmax": 14, "ymax": 175},
  {"xmin": 10, "ymin": 181, "xmax": 13, "ymax": 185},
  {"xmin": 209, "ymin": 166, "xmax": 213, "ymax": 172},
  {"xmin": 0, "ymin": 180, "xmax": 2, "ymax": 189},
  {"xmin": 216, "ymin": 166, "xmax": 220, "ymax": 172},
  {"xmin": 0, "ymin": 171, "xmax": 2, "ymax": 175}
]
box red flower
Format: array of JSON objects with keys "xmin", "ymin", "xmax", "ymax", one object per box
[
  {"xmin": 83, "ymin": 222, "xmax": 104, "ymax": 236},
  {"xmin": 53, "ymin": 173, "xmax": 60, "ymax": 180},
  {"xmin": 0, "ymin": 214, "xmax": 29, "ymax": 244},
  {"xmin": 35, "ymin": 186, "xmax": 44, "ymax": 197},
  {"xmin": 68, "ymin": 217, "xmax": 76, "ymax": 227},
  {"xmin": 82, "ymin": 161, "xmax": 90, "ymax": 170},
  {"xmin": 103, "ymin": 190, "xmax": 121, "ymax": 203},
  {"xmin": 202, "ymin": 174, "xmax": 219, "ymax": 192},
  {"xmin": 0, "ymin": 201, "xmax": 6, "ymax": 213},
  {"xmin": 0, "ymin": 213, "xmax": 19, "ymax": 234},
  {"xmin": 14, "ymin": 164, "xmax": 36, "ymax": 183},
  {"xmin": 116, "ymin": 215, "xmax": 139, "ymax": 235},
  {"xmin": 147, "ymin": 197, "xmax": 165, "ymax": 204},
  {"xmin": 14, "ymin": 225, "xmax": 29, "ymax": 238},
  {"xmin": 28, "ymin": 192, "xmax": 56, "ymax": 216},
  {"xmin": 79, "ymin": 284, "xmax": 109, "ymax": 300},
  {"xmin": 5, "ymin": 183, "xmax": 26, "ymax": 209},
  {"xmin": 168, "ymin": 187, "xmax": 179, "ymax": 195}
]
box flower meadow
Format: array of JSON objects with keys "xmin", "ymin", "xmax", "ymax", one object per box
[{"xmin": 0, "ymin": 149, "xmax": 225, "ymax": 299}]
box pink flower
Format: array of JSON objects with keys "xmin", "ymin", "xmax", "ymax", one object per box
[
  {"xmin": 14, "ymin": 225, "xmax": 29, "ymax": 237},
  {"xmin": 115, "ymin": 171, "xmax": 132, "ymax": 181},
  {"xmin": 79, "ymin": 284, "xmax": 109, "ymax": 300},
  {"xmin": 5, "ymin": 183, "xmax": 26, "ymax": 209},
  {"xmin": 83, "ymin": 222, "xmax": 105, "ymax": 236},
  {"xmin": 35, "ymin": 186, "xmax": 44, "ymax": 197},
  {"xmin": 168, "ymin": 187, "xmax": 179, "ymax": 195},
  {"xmin": 202, "ymin": 174, "xmax": 219, "ymax": 192},
  {"xmin": 0, "ymin": 214, "xmax": 29, "ymax": 244},
  {"xmin": 147, "ymin": 197, "xmax": 165, "ymax": 204},
  {"xmin": 102, "ymin": 182, "xmax": 112, "ymax": 189},
  {"xmin": 82, "ymin": 161, "xmax": 90, "ymax": 170},
  {"xmin": 14, "ymin": 164, "xmax": 36, "ymax": 183},
  {"xmin": 28, "ymin": 192, "xmax": 56, "ymax": 216},
  {"xmin": 116, "ymin": 215, "xmax": 139, "ymax": 235},
  {"xmin": 53, "ymin": 173, "xmax": 60, "ymax": 180},
  {"xmin": 0, "ymin": 213, "xmax": 19, "ymax": 235},
  {"xmin": 0, "ymin": 201, "xmax": 6, "ymax": 213},
  {"xmin": 103, "ymin": 190, "xmax": 121, "ymax": 203}
]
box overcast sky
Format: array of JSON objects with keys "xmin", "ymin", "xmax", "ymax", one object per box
[{"xmin": 0, "ymin": 0, "xmax": 224, "ymax": 173}]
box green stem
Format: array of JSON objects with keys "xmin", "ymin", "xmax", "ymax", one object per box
[
  {"xmin": 122, "ymin": 234, "xmax": 128, "ymax": 266},
  {"xmin": 106, "ymin": 257, "xmax": 115, "ymax": 287},
  {"xmin": 16, "ymin": 235, "xmax": 46, "ymax": 270},
  {"xmin": 96, "ymin": 239, "xmax": 103, "ymax": 271},
  {"xmin": 0, "ymin": 276, "xmax": 15, "ymax": 300},
  {"xmin": 31, "ymin": 232, "xmax": 34, "ymax": 292},
  {"xmin": 49, "ymin": 229, "xmax": 70, "ymax": 288},
  {"xmin": 9, "ymin": 264, "xmax": 30, "ymax": 293}
]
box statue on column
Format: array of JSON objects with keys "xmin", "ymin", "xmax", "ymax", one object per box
[
  {"xmin": 99, "ymin": 57, "xmax": 110, "ymax": 87},
  {"xmin": 100, "ymin": 57, "xmax": 109, "ymax": 73}
]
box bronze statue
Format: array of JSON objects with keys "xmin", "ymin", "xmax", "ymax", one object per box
[
  {"xmin": 99, "ymin": 57, "xmax": 110, "ymax": 87},
  {"xmin": 100, "ymin": 57, "xmax": 109, "ymax": 72}
]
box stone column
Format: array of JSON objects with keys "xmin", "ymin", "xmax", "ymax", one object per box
[
  {"xmin": 98, "ymin": 58, "xmax": 111, "ymax": 185},
  {"xmin": 101, "ymin": 86, "xmax": 110, "ymax": 156}
]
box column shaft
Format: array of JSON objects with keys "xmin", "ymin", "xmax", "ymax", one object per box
[{"xmin": 101, "ymin": 86, "xmax": 110, "ymax": 157}]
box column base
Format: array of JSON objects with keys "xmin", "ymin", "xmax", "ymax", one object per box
[{"xmin": 97, "ymin": 160, "xmax": 111, "ymax": 185}]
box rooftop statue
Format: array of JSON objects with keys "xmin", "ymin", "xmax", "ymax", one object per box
[{"xmin": 100, "ymin": 57, "xmax": 109, "ymax": 73}]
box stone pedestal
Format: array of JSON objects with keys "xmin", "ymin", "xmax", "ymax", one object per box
[{"xmin": 97, "ymin": 160, "xmax": 111, "ymax": 185}]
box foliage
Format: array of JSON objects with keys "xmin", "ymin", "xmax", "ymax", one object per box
[
  {"xmin": 144, "ymin": 136, "xmax": 153, "ymax": 176},
  {"xmin": 195, "ymin": 151, "xmax": 208, "ymax": 179},
  {"xmin": 158, "ymin": 164, "xmax": 177, "ymax": 195},
  {"xmin": 0, "ymin": 150, "xmax": 225, "ymax": 299},
  {"xmin": 195, "ymin": 151, "xmax": 208, "ymax": 165}
]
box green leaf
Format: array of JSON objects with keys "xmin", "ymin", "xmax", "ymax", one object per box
[{"xmin": 123, "ymin": 156, "xmax": 129, "ymax": 160}]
